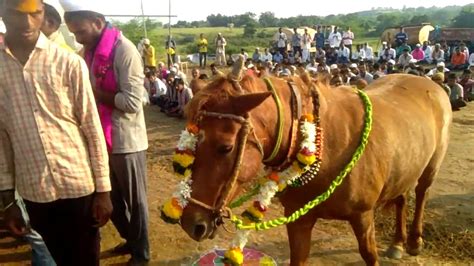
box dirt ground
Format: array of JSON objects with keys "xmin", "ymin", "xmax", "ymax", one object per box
[{"xmin": 0, "ymin": 101, "xmax": 473, "ymax": 266}]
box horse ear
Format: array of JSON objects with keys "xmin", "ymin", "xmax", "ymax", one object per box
[{"xmin": 232, "ymin": 92, "xmax": 272, "ymax": 114}]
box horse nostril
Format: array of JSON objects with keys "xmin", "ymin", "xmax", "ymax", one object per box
[{"xmin": 193, "ymin": 222, "xmax": 207, "ymax": 239}]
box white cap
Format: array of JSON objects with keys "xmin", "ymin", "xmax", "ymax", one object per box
[
  {"xmin": 388, "ymin": 59, "xmax": 396, "ymax": 65},
  {"xmin": 437, "ymin": 62, "xmax": 445, "ymax": 67},
  {"xmin": 307, "ymin": 67, "xmax": 318, "ymax": 73},
  {"xmin": 349, "ymin": 63, "xmax": 358, "ymax": 68},
  {"xmin": 247, "ymin": 63, "xmax": 255, "ymax": 68},
  {"xmin": 143, "ymin": 38, "xmax": 150, "ymax": 45},
  {"xmin": 330, "ymin": 64, "xmax": 338, "ymax": 70},
  {"xmin": 279, "ymin": 69, "xmax": 291, "ymax": 76},
  {"xmin": 0, "ymin": 20, "xmax": 5, "ymax": 34},
  {"xmin": 416, "ymin": 43, "xmax": 421, "ymax": 47},
  {"xmin": 170, "ymin": 67, "xmax": 178, "ymax": 73},
  {"xmin": 60, "ymin": 0, "xmax": 107, "ymax": 14},
  {"xmin": 382, "ymin": 41, "xmax": 387, "ymax": 45}
]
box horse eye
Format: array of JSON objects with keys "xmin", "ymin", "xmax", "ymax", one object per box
[{"xmin": 217, "ymin": 144, "xmax": 233, "ymax": 154}]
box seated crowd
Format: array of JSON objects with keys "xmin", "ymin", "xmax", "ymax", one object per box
[{"xmin": 143, "ymin": 25, "xmax": 474, "ymax": 115}]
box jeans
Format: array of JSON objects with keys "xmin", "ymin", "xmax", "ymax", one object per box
[
  {"xmin": 199, "ymin": 52, "xmax": 207, "ymax": 68},
  {"xmin": 16, "ymin": 196, "xmax": 56, "ymax": 266}
]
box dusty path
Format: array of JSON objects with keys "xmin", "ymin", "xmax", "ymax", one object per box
[{"xmin": 1, "ymin": 103, "xmax": 473, "ymax": 266}]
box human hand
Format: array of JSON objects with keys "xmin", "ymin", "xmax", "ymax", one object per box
[
  {"xmin": 4, "ymin": 203, "xmax": 28, "ymax": 236},
  {"xmin": 92, "ymin": 192, "xmax": 113, "ymax": 227}
]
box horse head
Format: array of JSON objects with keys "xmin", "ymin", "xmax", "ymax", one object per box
[{"xmin": 180, "ymin": 55, "xmax": 272, "ymax": 241}]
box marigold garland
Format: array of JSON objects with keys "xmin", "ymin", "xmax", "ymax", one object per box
[
  {"xmin": 160, "ymin": 124, "xmax": 199, "ymax": 223},
  {"xmin": 224, "ymin": 114, "xmax": 323, "ymax": 265},
  {"xmin": 161, "ymin": 115, "xmax": 324, "ymax": 265}
]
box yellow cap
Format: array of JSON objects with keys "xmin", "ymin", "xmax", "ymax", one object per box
[{"xmin": 13, "ymin": 0, "xmax": 42, "ymax": 13}]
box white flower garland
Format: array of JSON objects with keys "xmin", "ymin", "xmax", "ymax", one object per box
[
  {"xmin": 162, "ymin": 117, "xmax": 319, "ymax": 265},
  {"xmin": 225, "ymin": 117, "xmax": 318, "ymax": 264}
]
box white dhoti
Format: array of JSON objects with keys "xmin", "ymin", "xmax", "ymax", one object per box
[{"xmin": 302, "ymin": 48, "xmax": 310, "ymax": 63}]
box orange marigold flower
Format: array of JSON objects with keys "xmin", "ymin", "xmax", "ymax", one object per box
[
  {"xmin": 186, "ymin": 123, "xmax": 199, "ymax": 135},
  {"xmin": 301, "ymin": 114, "xmax": 314, "ymax": 122},
  {"xmin": 268, "ymin": 171, "xmax": 279, "ymax": 182},
  {"xmin": 171, "ymin": 197, "xmax": 183, "ymax": 210}
]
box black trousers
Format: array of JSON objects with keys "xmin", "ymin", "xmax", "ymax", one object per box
[{"xmin": 25, "ymin": 194, "xmax": 100, "ymax": 266}]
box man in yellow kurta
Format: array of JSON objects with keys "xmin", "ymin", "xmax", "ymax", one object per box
[
  {"xmin": 197, "ymin": 33, "xmax": 208, "ymax": 68},
  {"xmin": 143, "ymin": 38, "xmax": 156, "ymax": 71}
]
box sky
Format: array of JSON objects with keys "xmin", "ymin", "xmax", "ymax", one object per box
[{"xmin": 101, "ymin": 0, "xmax": 473, "ymax": 23}]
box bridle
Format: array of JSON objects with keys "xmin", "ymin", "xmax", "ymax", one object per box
[
  {"xmin": 185, "ymin": 77, "xmax": 305, "ymax": 226},
  {"xmin": 187, "ymin": 110, "xmax": 258, "ymax": 225}
]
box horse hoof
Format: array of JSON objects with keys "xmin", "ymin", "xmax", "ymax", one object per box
[
  {"xmin": 407, "ymin": 237, "xmax": 424, "ymax": 256},
  {"xmin": 385, "ymin": 245, "xmax": 404, "ymax": 259}
]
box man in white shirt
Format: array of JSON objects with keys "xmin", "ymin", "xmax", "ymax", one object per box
[
  {"xmin": 378, "ymin": 41, "xmax": 388, "ymax": 61},
  {"xmin": 421, "ymin": 41, "xmax": 432, "ymax": 64},
  {"xmin": 337, "ymin": 43, "xmax": 350, "ymax": 64},
  {"xmin": 328, "ymin": 26, "xmax": 342, "ymax": 48},
  {"xmin": 363, "ymin": 42, "xmax": 373, "ymax": 61},
  {"xmin": 427, "ymin": 62, "xmax": 450, "ymax": 77},
  {"xmin": 358, "ymin": 63, "xmax": 374, "ymax": 84},
  {"xmin": 302, "ymin": 28, "xmax": 312, "ymax": 63},
  {"xmin": 137, "ymin": 37, "xmax": 145, "ymax": 64},
  {"xmin": 398, "ymin": 48, "xmax": 414, "ymax": 67},
  {"xmin": 275, "ymin": 27, "xmax": 287, "ymax": 55},
  {"xmin": 469, "ymin": 53, "xmax": 474, "ymax": 67},
  {"xmin": 342, "ymin": 27, "xmax": 354, "ymax": 59},
  {"xmin": 215, "ymin": 33, "xmax": 227, "ymax": 66},
  {"xmin": 459, "ymin": 42, "xmax": 470, "ymax": 64},
  {"xmin": 261, "ymin": 48, "xmax": 273, "ymax": 62}
]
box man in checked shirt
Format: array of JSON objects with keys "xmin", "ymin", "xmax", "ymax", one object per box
[{"xmin": 0, "ymin": 0, "xmax": 112, "ymax": 265}]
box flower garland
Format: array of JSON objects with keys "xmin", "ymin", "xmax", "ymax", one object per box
[
  {"xmin": 223, "ymin": 114, "xmax": 323, "ymax": 265},
  {"xmin": 160, "ymin": 115, "xmax": 324, "ymax": 266},
  {"xmin": 161, "ymin": 124, "xmax": 199, "ymax": 224}
]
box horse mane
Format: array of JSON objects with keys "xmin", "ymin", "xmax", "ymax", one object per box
[{"xmin": 185, "ymin": 71, "xmax": 330, "ymax": 122}]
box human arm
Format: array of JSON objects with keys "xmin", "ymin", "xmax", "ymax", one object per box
[
  {"xmin": 469, "ymin": 54, "xmax": 474, "ymax": 65},
  {"xmin": 114, "ymin": 42, "xmax": 146, "ymax": 114},
  {"xmin": 71, "ymin": 57, "xmax": 112, "ymax": 227},
  {"xmin": 0, "ymin": 129, "xmax": 27, "ymax": 236}
]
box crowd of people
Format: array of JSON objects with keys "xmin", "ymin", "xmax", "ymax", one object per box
[{"xmin": 142, "ymin": 25, "xmax": 473, "ymax": 113}]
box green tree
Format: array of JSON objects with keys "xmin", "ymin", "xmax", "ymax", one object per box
[
  {"xmin": 451, "ymin": 4, "xmax": 474, "ymax": 27},
  {"xmin": 259, "ymin": 11, "xmax": 278, "ymax": 27},
  {"xmin": 243, "ymin": 20, "xmax": 258, "ymax": 37},
  {"xmin": 234, "ymin": 12, "xmax": 257, "ymax": 27},
  {"xmin": 410, "ymin": 15, "xmax": 430, "ymax": 25}
]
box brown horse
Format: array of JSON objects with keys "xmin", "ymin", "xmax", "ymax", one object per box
[{"xmin": 179, "ymin": 58, "xmax": 452, "ymax": 265}]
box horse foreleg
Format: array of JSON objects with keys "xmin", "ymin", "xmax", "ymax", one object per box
[
  {"xmin": 349, "ymin": 210, "xmax": 379, "ymax": 266},
  {"xmin": 385, "ymin": 193, "xmax": 408, "ymax": 259},
  {"xmin": 286, "ymin": 214, "xmax": 317, "ymax": 266},
  {"xmin": 407, "ymin": 170, "xmax": 435, "ymax": 256}
]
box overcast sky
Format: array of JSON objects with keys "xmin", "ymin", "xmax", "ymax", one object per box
[{"xmin": 105, "ymin": 0, "xmax": 472, "ymax": 23}]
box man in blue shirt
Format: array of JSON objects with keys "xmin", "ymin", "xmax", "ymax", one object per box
[
  {"xmin": 314, "ymin": 25, "xmax": 325, "ymax": 49},
  {"xmin": 395, "ymin": 27, "xmax": 408, "ymax": 47}
]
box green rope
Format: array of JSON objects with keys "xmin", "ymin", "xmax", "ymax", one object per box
[
  {"xmin": 230, "ymin": 89, "xmax": 373, "ymax": 231},
  {"xmin": 263, "ymin": 78, "xmax": 285, "ymax": 163},
  {"xmin": 229, "ymin": 185, "xmax": 261, "ymax": 209}
]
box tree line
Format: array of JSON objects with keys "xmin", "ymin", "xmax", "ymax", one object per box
[{"xmin": 169, "ymin": 4, "xmax": 474, "ymax": 38}]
